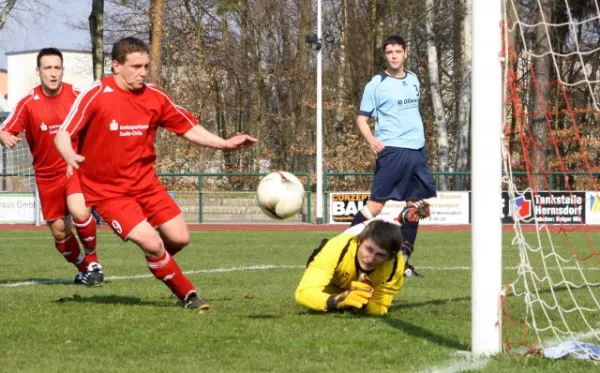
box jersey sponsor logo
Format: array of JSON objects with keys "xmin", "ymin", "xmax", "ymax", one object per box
[
  {"xmin": 103, "ymin": 86, "xmax": 114, "ymax": 93},
  {"xmin": 33, "ymin": 94, "xmax": 40, "ymax": 100},
  {"xmin": 39, "ymin": 122, "xmax": 62, "ymax": 134},
  {"xmin": 397, "ymin": 98, "xmax": 419, "ymax": 105},
  {"xmin": 109, "ymin": 119, "xmax": 150, "ymax": 137}
]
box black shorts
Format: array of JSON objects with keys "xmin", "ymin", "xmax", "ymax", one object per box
[{"xmin": 370, "ymin": 146, "xmax": 437, "ymax": 202}]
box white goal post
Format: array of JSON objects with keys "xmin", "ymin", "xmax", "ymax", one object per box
[{"xmin": 471, "ymin": 1, "xmax": 504, "ymax": 355}]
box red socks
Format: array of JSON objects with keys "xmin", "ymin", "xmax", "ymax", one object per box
[
  {"xmin": 146, "ymin": 251, "xmax": 195, "ymax": 300},
  {"xmin": 55, "ymin": 234, "xmax": 87, "ymax": 272},
  {"xmin": 73, "ymin": 215, "xmax": 99, "ymax": 263}
]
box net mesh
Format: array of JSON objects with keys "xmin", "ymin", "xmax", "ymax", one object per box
[{"xmin": 502, "ymin": 0, "xmax": 600, "ymax": 358}]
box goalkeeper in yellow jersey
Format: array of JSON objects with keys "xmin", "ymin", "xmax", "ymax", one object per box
[{"xmin": 295, "ymin": 200, "xmax": 430, "ymax": 316}]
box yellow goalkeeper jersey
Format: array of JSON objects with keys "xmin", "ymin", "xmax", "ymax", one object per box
[{"xmin": 295, "ymin": 232, "xmax": 405, "ymax": 316}]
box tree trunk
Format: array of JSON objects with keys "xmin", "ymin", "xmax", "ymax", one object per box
[
  {"xmin": 425, "ymin": 0, "xmax": 449, "ymax": 190},
  {"xmin": 88, "ymin": 0, "xmax": 104, "ymax": 81},
  {"xmin": 149, "ymin": 0, "xmax": 166, "ymax": 84},
  {"xmin": 335, "ymin": 0, "xmax": 348, "ymax": 142},
  {"xmin": 454, "ymin": 0, "xmax": 471, "ymax": 190},
  {"xmin": 528, "ymin": 1, "xmax": 552, "ymax": 190}
]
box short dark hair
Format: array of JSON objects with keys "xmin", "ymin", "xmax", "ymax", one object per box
[
  {"xmin": 382, "ymin": 35, "xmax": 407, "ymax": 53},
  {"xmin": 111, "ymin": 36, "xmax": 149, "ymax": 64},
  {"xmin": 37, "ymin": 48, "xmax": 63, "ymax": 68},
  {"xmin": 356, "ymin": 220, "xmax": 403, "ymax": 256}
]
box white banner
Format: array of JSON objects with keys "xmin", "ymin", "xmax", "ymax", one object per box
[
  {"xmin": 585, "ymin": 191, "xmax": 600, "ymax": 225},
  {"xmin": 328, "ymin": 191, "xmax": 470, "ymax": 225},
  {"xmin": 0, "ymin": 193, "xmax": 36, "ymax": 223}
]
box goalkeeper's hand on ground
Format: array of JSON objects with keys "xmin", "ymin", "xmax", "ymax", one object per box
[
  {"xmin": 398, "ymin": 200, "xmax": 431, "ymax": 224},
  {"xmin": 326, "ymin": 287, "xmax": 372, "ymax": 311}
]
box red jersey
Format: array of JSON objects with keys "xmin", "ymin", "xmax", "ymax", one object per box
[
  {"xmin": 60, "ymin": 76, "xmax": 197, "ymax": 203},
  {"xmin": 0, "ymin": 83, "xmax": 80, "ymax": 178}
]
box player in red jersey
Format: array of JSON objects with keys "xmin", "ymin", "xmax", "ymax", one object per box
[
  {"xmin": 55, "ymin": 37, "xmax": 257, "ymax": 309},
  {"xmin": 0, "ymin": 48, "xmax": 103, "ymax": 285}
]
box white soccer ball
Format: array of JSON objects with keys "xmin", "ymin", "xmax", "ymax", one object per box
[{"xmin": 256, "ymin": 171, "xmax": 305, "ymax": 220}]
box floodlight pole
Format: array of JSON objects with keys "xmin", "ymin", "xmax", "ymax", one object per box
[
  {"xmin": 471, "ymin": 0, "xmax": 503, "ymax": 355},
  {"xmin": 315, "ymin": 0, "xmax": 324, "ymax": 224}
]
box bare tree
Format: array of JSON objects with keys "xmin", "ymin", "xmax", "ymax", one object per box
[
  {"xmin": 89, "ymin": 0, "xmax": 104, "ymax": 81},
  {"xmin": 527, "ymin": 1, "xmax": 553, "ymax": 190},
  {"xmin": 149, "ymin": 0, "xmax": 165, "ymax": 83},
  {"xmin": 0, "ymin": 0, "xmax": 17, "ymax": 30},
  {"xmin": 454, "ymin": 0, "xmax": 471, "ymax": 190},
  {"xmin": 425, "ymin": 0, "xmax": 449, "ymax": 190}
]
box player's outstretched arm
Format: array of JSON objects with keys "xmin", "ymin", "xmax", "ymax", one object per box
[
  {"xmin": 54, "ymin": 130, "xmax": 85, "ymax": 175},
  {"xmin": 182, "ymin": 125, "xmax": 257, "ymax": 151},
  {"xmin": 0, "ymin": 130, "xmax": 21, "ymax": 149}
]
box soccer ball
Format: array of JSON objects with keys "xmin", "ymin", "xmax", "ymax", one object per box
[{"xmin": 256, "ymin": 171, "xmax": 305, "ymax": 220}]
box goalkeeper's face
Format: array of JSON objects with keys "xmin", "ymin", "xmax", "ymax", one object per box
[{"xmin": 356, "ymin": 238, "xmax": 390, "ymax": 272}]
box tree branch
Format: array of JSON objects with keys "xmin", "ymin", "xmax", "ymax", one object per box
[{"xmin": 0, "ymin": 0, "xmax": 18, "ymax": 30}]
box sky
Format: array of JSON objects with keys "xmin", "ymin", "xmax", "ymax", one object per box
[{"xmin": 0, "ymin": 0, "xmax": 92, "ymax": 70}]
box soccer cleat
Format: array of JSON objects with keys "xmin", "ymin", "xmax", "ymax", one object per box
[
  {"xmin": 73, "ymin": 271, "xmax": 89, "ymax": 285},
  {"xmin": 404, "ymin": 262, "xmax": 424, "ymax": 278},
  {"xmin": 398, "ymin": 200, "xmax": 431, "ymax": 224},
  {"xmin": 182, "ymin": 291, "xmax": 211, "ymax": 310},
  {"xmin": 86, "ymin": 262, "xmax": 104, "ymax": 286}
]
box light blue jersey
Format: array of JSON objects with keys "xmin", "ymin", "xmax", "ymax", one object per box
[{"xmin": 359, "ymin": 71, "xmax": 424, "ymax": 149}]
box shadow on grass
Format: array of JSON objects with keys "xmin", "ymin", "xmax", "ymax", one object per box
[
  {"xmin": 55, "ymin": 294, "xmax": 174, "ymax": 308},
  {"xmin": 246, "ymin": 314, "xmax": 282, "ymax": 319},
  {"xmin": 381, "ymin": 316, "xmax": 470, "ymax": 351},
  {"xmin": 391, "ymin": 296, "xmax": 471, "ymax": 310}
]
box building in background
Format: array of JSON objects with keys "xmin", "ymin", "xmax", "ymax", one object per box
[
  {"xmin": 0, "ymin": 68, "xmax": 8, "ymax": 111},
  {"xmin": 5, "ymin": 49, "xmax": 111, "ymax": 109},
  {"xmin": 0, "ymin": 68, "xmax": 7, "ymax": 98}
]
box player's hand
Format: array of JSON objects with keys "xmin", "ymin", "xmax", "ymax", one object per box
[
  {"xmin": 65, "ymin": 154, "xmax": 85, "ymax": 171},
  {"xmin": 66, "ymin": 164, "xmax": 74, "ymax": 178},
  {"xmin": 326, "ymin": 288, "xmax": 372, "ymax": 311},
  {"xmin": 367, "ymin": 137, "xmax": 384, "ymax": 154},
  {"xmin": 223, "ymin": 134, "xmax": 258, "ymax": 151},
  {"xmin": 351, "ymin": 279, "xmax": 374, "ymax": 294},
  {"xmin": 0, "ymin": 131, "xmax": 21, "ymax": 149},
  {"xmin": 398, "ymin": 200, "xmax": 431, "ymax": 224},
  {"xmin": 356, "ymin": 273, "xmax": 373, "ymax": 289}
]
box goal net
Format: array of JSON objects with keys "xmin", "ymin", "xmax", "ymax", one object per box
[
  {"xmin": 0, "ymin": 125, "xmax": 39, "ymax": 224},
  {"xmin": 502, "ymin": 0, "xmax": 600, "ymax": 358}
]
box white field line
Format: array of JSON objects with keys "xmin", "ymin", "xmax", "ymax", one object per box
[
  {"xmin": 419, "ymin": 351, "xmax": 491, "ymax": 373},
  {"xmin": 3, "ymin": 264, "xmax": 600, "ymax": 288},
  {"xmin": 0, "ymin": 234, "xmax": 119, "ymax": 240},
  {"xmin": 0, "ymin": 264, "xmax": 304, "ymax": 288}
]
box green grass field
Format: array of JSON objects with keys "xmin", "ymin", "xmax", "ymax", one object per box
[{"xmin": 1, "ymin": 228, "xmax": 599, "ymax": 372}]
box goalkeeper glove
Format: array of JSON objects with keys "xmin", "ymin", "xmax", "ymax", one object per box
[
  {"xmin": 357, "ymin": 273, "xmax": 373, "ymax": 288},
  {"xmin": 398, "ymin": 200, "xmax": 431, "ymax": 224},
  {"xmin": 326, "ymin": 286, "xmax": 372, "ymax": 311}
]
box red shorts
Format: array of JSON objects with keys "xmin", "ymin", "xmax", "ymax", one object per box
[
  {"xmin": 93, "ymin": 181, "xmax": 181, "ymax": 240},
  {"xmin": 36, "ymin": 172, "xmax": 84, "ymax": 222}
]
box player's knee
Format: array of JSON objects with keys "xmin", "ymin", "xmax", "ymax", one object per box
[
  {"xmin": 172, "ymin": 230, "xmax": 190, "ymax": 248},
  {"xmin": 71, "ymin": 209, "xmax": 90, "ymax": 222},
  {"xmin": 365, "ymin": 203, "xmax": 384, "ymax": 217},
  {"xmin": 138, "ymin": 234, "xmax": 165, "ymax": 257},
  {"xmin": 48, "ymin": 218, "xmax": 71, "ymax": 240}
]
